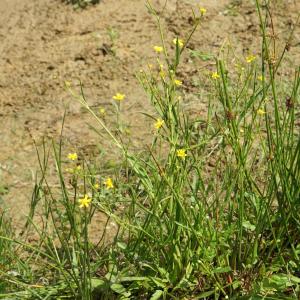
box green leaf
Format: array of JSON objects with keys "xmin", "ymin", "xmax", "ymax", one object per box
[
  {"xmin": 260, "ymin": 273, "xmax": 300, "ymax": 294},
  {"xmin": 289, "ymin": 274, "xmax": 300, "ymax": 283},
  {"xmin": 120, "ymin": 276, "xmax": 148, "ymax": 282},
  {"xmin": 267, "ymin": 273, "xmax": 300, "ymax": 288},
  {"xmin": 150, "ymin": 277, "xmax": 168, "ymax": 288},
  {"xmin": 232, "ymin": 280, "xmax": 241, "ymax": 289},
  {"xmin": 91, "ymin": 278, "xmax": 105, "ymax": 289},
  {"xmin": 242, "ymin": 220, "xmax": 256, "ymax": 231},
  {"xmin": 196, "ymin": 290, "xmax": 215, "ymax": 298},
  {"xmin": 213, "ymin": 266, "xmax": 232, "ymax": 273},
  {"xmin": 117, "ymin": 242, "xmax": 127, "ymax": 250},
  {"xmin": 110, "ymin": 283, "xmax": 127, "ymax": 294},
  {"xmin": 150, "ymin": 290, "xmax": 164, "ymax": 300},
  {"xmin": 173, "ymin": 278, "xmax": 191, "ymax": 290}
]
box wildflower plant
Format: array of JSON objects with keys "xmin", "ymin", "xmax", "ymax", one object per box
[{"xmin": 1, "ymin": 1, "xmax": 300, "ymax": 299}]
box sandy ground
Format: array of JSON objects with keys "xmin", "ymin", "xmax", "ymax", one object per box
[{"xmin": 0, "ymin": 0, "xmax": 299, "ymax": 228}]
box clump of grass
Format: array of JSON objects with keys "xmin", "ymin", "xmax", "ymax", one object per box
[
  {"xmin": 0, "ymin": 211, "xmax": 14, "ymax": 293},
  {"xmin": 1, "ymin": 0, "xmax": 300, "ymax": 299}
]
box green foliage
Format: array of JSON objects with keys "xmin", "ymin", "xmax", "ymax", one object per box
[
  {"xmin": 0, "ymin": 212, "xmax": 13, "ymax": 293},
  {"xmin": 0, "ymin": 0, "xmax": 300, "ymax": 299}
]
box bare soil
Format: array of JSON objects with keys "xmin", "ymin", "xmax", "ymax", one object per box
[{"xmin": 0, "ymin": 0, "xmax": 299, "ymax": 228}]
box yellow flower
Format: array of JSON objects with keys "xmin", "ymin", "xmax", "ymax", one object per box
[
  {"xmin": 258, "ymin": 75, "xmax": 263, "ymax": 81},
  {"xmin": 76, "ymin": 165, "xmax": 81, "ymax": 171},
  {"xmin": 246, "ymin": 55, "xmax": 256, "ymax": 63},
  {"xmin": 174, "ymin": 79, "xmax": 182, "ymax": 86},
  {"xmin": 173, "ymin": 38, "xmax": 184, "ymax": 48},
  {"xmin": 257, "ymin": 108, "xmax": 266, "ymax": 115},
  {"xmin": 99, "ymin": 107, "xmax": 106, "ymax": 115},
  {"xmin": 113, "ymin": 93, "xmax": 125, "ymax": 101},
  {"xmin": 153, "ymin": 45, "xmax": 163, "ymax": 53},
  {"xmin": 68, "ymin": 153, "xmax": 78, "ymax": 161},
  {"xmin": 211, "ymin": 72, "xmax": 220, "ymax": 79},
  {"xmin": 78, "ymin": 194, "xmax": 91, "ymax": 209},
  {"xmin": 199, "ymin": 7, "xmax": 207, "ymax": 15},
  {"xmin": 154, "ymin": 118, "xmax": 164, "ymax": 130},
  {"xmin": 94, "ymin": 183, "xmax": 100, "ymax": 190},
  {"xmin": 177, "ymin": 149, "xmax": 187, "ymax": 159},
  {"xmin": 104, "ymin": 177, "xmax": 114, "ymax": 189}
]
